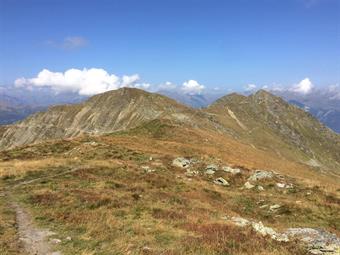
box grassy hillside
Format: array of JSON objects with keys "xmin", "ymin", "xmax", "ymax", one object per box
[{"xmin": 0, "ymin": 123, "xmax": 339, "ymax": 254}]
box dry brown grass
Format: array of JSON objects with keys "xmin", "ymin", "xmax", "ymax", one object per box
[
  {"xmin": 98, "ymin": 128, "xmax": 340, "ymax": 192},
  {"xmin": 0, "ymin": 127, "xmax": 339, "ymax": 254},
  {"xmin": 181, "ymin": 222, "xmax": 308, "ymax": 255},
  {"xmin": 0, "ymin": 197, "xmax": 20, "ymax": 255},
  {"xmin": 0, "ymin": 158, "xmax": 79, "ymax": 177}
]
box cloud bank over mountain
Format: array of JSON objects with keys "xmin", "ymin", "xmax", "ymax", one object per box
[
  {"xmin": 5, "ymin": 73, "xmax": 340, "ymax": 132},
  {"xmin": 14, "ymin": 68, "xmax": 207, "ymax": 97},
  {"xmin": 15, "ymin": 68, "xmax": 140, "ymax": 96}
]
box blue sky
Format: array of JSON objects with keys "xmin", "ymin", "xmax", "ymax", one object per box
[{"xmin": 0, "ymin": 0, "xmax": 339, "ymax": 94}]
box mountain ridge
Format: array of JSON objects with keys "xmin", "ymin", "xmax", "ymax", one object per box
[
  {"xmin": 0, "ymin": 88, "xmax": 213, "ymax": 149},
  {"xmin": 0, "ymin": 87, "xmax": 339, "ymax": 173},
  {"xmin": 206, "ymin": 89, "xmax": 340, "ymax": 172}
]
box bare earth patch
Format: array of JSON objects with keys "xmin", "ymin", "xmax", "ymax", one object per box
[{"xmin": 12, "ymin": 202, "xmax": 61, "ymax": 255}]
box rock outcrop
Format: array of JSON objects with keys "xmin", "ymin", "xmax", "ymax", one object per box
[{"xmin": 225, "ymin": 216, "xmax": 340, "ymax": 254}]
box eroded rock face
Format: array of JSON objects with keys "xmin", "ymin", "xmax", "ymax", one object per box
[{"xmin": 0, "ymin": 88, "xmax": 208, "ymax": 150}]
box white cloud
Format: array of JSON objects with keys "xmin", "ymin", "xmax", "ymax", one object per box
[
  {"xmin": 63, "ymin": 36, "xmax": 87, "ymax": 49},
  {"xmin": 121, "ymin": 74, "xmax": 140, "ymax": 87},
  {"xmin": 15, "ymin": 68, "xmax": 140, "ymax": 96},
  {"xmin": 133, "ymin": 83, "xmax": 151, "ymax": 90},
  {"xmin": 15, "ymin": 70, "xmax": 209, "ymax": 97},
  {"xmin": 289, "ymin": 78, "xmax": 314, "ymax": 94},
  {"xmin": 181, "ymin": 80, "xmax": 205, "ymax": 95},
  {"xmin": 327, "ymin": 84, "xmax": 340, "ymax": 100},
  {"xmin": 157, "ymin": 81, "xmax": 178, "ymax": 91},
  {"xmin": 245, "ymin": 84, "xmax": 257, "ymax": 91},
  {"xmin": 45, "ymin": 36, "xmax": 88, "ymax": 50}
]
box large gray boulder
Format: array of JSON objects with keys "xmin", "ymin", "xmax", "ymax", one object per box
[{"xmin": 248, "ymin": 170, "xmax": 274, "ymax": 182}]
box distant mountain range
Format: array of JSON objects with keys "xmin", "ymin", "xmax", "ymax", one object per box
[
  {"xmin": 0, "ymin": 86, "xmax": 86, "ymax": 125},
  {"xmin": 0, "ymin": 93, "xmax": 44, "ymax": 125},
  {"xmin": 271, "ymin": 89, "xmax": 340, "ymax": 133}
]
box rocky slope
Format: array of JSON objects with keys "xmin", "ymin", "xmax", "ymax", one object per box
[
  {"xmin": 206, "ymin": 90, "xmax": 340, "ymax": 172},
  {"xmin": 273, "ymin": 88, "xmax": 340, "ymax": 133},
  {"xmin": 0, "ymin": 88, "xmax": 212, "ymax": 149},
  {"xmin": 288, "ymin": 99, "xmax": 340, "ymax": 134}
]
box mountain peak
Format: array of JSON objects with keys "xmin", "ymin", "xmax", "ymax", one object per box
[
  {"xmin": 0, "ymin": 88, "xmax": 196, "ymax": 149},
  {"xmin": 208, "ymin": 92, "xmax": 247, "ymax": 108},
  {"xmin": 252, "ymin": 89, "xmax": 279, "ymax": 99},
  {"xmin": 254, "ymin": 89, "xmax": 271, "ymax": 96},
  {"xmin": 90, "ymin": 87, "xmax": 150, "ymax": 100}
]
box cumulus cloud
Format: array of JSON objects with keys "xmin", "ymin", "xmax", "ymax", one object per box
[
  {"xmin": 15, "ymin": 69, "xmax": 209, "ymax": 97},
  {"xmin": 155, "ymin": 80, "xmax": 205, "ymax": 95},
  {"xmin": 181, "ymin": 80, "xmax": 205, "ymax": 95},
  {"xmin": 15, "ymin": 68, "xmax": 140, "ymax": 96},
  {"xmin": 245, "ymin": 84, "xmax": 257, "ymax": 91},
  {"xmin": 289, "ymin": 78, "xmax": 314, "ymax": 94}
]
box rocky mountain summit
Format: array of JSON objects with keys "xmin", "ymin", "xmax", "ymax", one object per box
[{"xmin": 0, "ymin": 88, "xmax": 210, "ymax": 149}]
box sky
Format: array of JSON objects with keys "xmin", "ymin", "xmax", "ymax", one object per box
[{"xmin": 0, "ymin": 0, "xmax": 339, "ymax": 95}]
